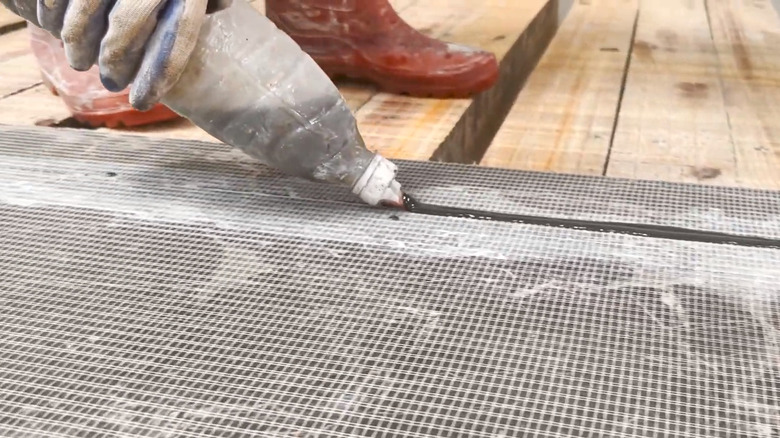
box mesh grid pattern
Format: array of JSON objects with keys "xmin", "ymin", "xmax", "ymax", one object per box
[
  {"xmin": 2, "ymin": 201, "xmax": 779, "ymax": 437},
  {"xmin": 2, "ymin": 124, "xmax": 780, "ymax": 239},
  {"xmin": 1, "ymin": 125, "xmax": 780, "ymax": 436}
]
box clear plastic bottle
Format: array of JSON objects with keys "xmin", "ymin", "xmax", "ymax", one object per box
[
  {"xmin": 161, "ymin": 0, "xmax": 403, "ymax": 207},
  {"xmin": 28, "ymin": 26, "xmax": 180, "ymax": 128}
]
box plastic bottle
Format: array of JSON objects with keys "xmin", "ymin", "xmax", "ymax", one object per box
[
  {"xmin": 28, "ymin": 26, "xmax": 180, "ymax": 128},
  {"xmin": 160, "ymin": 0, "xmax": 403, "ymax": 207}
]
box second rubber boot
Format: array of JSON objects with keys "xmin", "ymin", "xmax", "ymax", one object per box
[{"xmin": 265, "ymin": 0, "xmax": 500, "ymax": 98}]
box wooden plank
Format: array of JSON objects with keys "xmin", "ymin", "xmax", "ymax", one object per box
[
  {"xmin": 606, "ymin": 0, "xmax": 740, "ymax": 185},
  {"xmin": 0, "ymin": 5, "xmax": 25, "ymax": 31},
  {"xmin": 480, "ymin": 0, "xmax": 638, "ymax": 174},
  {"xmin": 704, "ymin": 0, "xmax": 780, "ymax": 190},
  {"xmin": 0, "ymin": 25, "xmax": 75, "ymax": 127},
  {"xmin": 0, "ymin": 27, "xmax": 72, "ymax": 127},
  {"xmin": 0, "ymin": 83, "xmax": 70, "ymax": 126},
  {"xmin": 354, "ymin": 0, "xmax": 558, "ymax": 163},
  {"xmin": 0, "ymin": 29, "xmax": 42, "ymax": 98}
]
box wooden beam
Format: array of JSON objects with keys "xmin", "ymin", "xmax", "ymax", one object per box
[
  {"xmin": 481, "ymin": 0, "xmax": 638, "ymax": 174},
  {"xmin": 354, "ymin": 0, "xmax": 558, "ymax": 163},
  {"xmin": 704, "ymin": 0, "xmax": 780, "ymax": 190}
]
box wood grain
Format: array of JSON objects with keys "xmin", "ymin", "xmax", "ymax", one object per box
[
  {"xmin": 0, "ymin": 29, "xmax": 40, "ymax": 98},
  {"xmin": 704, "ymin": 0, "xmax": 780, "ymax": 190},
  {"xmin": 0, "ymin": 83, "xmax": 70, "ymax": 126},
  {"xmin": 0, "ymin": 28, "xmax": 72, "ymax": 126},
  {"xmin": 0, "ymin": 5, "xmax": 24, "ymax": 32},
  {"xmin": 606, "ymin": 0, "xmax": 740, "ymax": 185},
  {"xmin": 481, "ymin": 0, "xmax": 638, "ymax": 174}
]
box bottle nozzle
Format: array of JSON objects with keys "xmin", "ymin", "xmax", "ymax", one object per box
[
  {"xmin": 379, "ymin": 179, "xmax": 405, "ymax": 209},
  {"xmin": 352, "ymin": 154, "xmax": 404, "ymax": 207}
]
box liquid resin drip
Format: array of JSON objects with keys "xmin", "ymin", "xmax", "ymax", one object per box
[{"xmin": 400, "ymin": 193, "xmax": 780, "ymax": 249}]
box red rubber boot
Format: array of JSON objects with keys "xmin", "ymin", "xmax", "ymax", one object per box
[{"xmin": 265, "ymin": 0, "xmax": 500, "ymax": 98}]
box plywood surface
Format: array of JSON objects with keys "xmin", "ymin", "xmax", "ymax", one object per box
[{"xmin": 481, "ymin": 0, "xmax": 638, "ymax": 174}]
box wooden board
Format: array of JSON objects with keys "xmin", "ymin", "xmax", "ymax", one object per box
[
  {"xmin": 0, "ymin": 24, "xmax": 73, "ymax": 125},
  {"xmin": 481, "ymin": 0, "xmax": 638, "ymax": 174},
  {"xmin": 353, "ymin": 0, "xmax": 558, "ymax": 163},
  {"xmin": 0, "ymin": 29, "xmax": 42, "ymax": 98},
  {"xmin": 606, "ymin": 0, "xmax": 740, "ymax": 185},
  {"xmin": 0, "ymin": 0, "xmax": 559, "ymax": 165},
  {"xmin": 0, "ymin": 5, "xmax": 24, "ymax": 31},
  {"xmin": 705, "ymin": 0, "xmax": 780, "ymax": 190}
]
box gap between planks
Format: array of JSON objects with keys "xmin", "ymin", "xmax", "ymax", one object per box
[
  {"xmin": 609, "ymin": 0, "xmax": 780, "ymax": 190},
  {"xmin": 481, "ymin": 0, "xmax": 639, "ymax": 174},
  {"xmin": 608, "ymin": 0, "xmax": 743, "ymax": 185},
  {"xmin": 0, "ymin": 0, "xmax": 559, "ymax": 166},
  {"xmin": 0, "ymin": 6, "xmax": 24, "ymax": 33},
  {"xmin": 483, "ymin": 0, "xmax": 780, "ymax": 191}
]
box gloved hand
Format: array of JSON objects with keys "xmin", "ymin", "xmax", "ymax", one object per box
[{"xmin": 0, "ymin": 0, "xmax": 226, "ymax": 111}]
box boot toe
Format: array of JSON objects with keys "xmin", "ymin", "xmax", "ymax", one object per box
[{"xmin": 369, "ymin": 45, "xmax": 500, "ymax": 97}]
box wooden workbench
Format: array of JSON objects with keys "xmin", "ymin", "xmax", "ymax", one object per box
[{"xmin": 1, "ymin": 0, "xmax": 779, "ymax": 191}]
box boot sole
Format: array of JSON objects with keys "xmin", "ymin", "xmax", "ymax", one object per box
[{"xmin": 320, "ymin": 59, "xmax": 500, "ymax": 99}]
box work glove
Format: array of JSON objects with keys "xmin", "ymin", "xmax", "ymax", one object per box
[{"xmin": 1, "ymin": 0, "xmax": 228, "ymax": 111}]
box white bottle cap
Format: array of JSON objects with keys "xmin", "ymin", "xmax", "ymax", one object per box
[{"xmin": 352, "ymin": 154, "xmax": 404, "ymax": 207}]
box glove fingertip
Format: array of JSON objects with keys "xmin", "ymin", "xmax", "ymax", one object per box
[
  {"xmin": 130, "ymin": 0, "xmax": 208, "ymax": 112},
  {"xmin": 99, "ymin": 73, "xmax": 123, "ymax": 93},
  {"xmin": 64, "ymin": 47, "xmax": 97, "ymax": 72},
  {"xmin": 98, "ymin": 44, "xmax": 137, "ymax": 94},
  {"xmin": 128, "ymin": 72, "xmax": 159, "ymax": 111},
  {"xmin": 65, "ymin": 51, "xmax": 95, "ymax": 71},
  {"xmin": 62, "ymin": 37, "xmax": 99, "ymax": 72},
  {"xmin": 129, "ymin": 90, "xmax": 155, "ymax": 112},
  {"xmin": 61, "ymin": 0, "xmax": 114, "ymax": 74}
]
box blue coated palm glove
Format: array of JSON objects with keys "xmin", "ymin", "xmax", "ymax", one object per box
[{"xmin": 0, "ymin": 0, "xmax": 226, "ymax": 111}]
